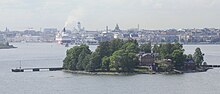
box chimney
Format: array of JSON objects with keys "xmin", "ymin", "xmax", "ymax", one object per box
[{"xmin": 63, "ymin": 28, "xmax": 66, "ymax": 32}]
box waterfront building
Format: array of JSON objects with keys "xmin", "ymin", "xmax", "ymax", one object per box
[{"xmin": 138, "ymin": 53, "xmax": 155, "ymax": 66}]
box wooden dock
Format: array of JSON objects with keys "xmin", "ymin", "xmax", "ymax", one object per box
[
  {"xmin": 204, "ymin": 65, "xmax": 220, "ymax": 68},
  {"xmin": 12, "ymin": 67, "xmax": 64, "ymax": 72}
]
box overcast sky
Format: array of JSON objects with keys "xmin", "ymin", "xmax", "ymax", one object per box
[{"xmin": 0, "ymin": 0, "xmax": 220, "ymax": 31}]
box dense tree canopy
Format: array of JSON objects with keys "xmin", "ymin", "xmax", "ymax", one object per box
[
  {"xmin": 110, "ymin": 49, "xmax": 139, "ymax": 72},
  {"xmin": 95, "ymin": 41, "xmax": 112, "ymax": 58},
  {"xmin": 153, "ymin": 43, "xmax": 184, "ymax": 59},
  {"xmin": 139, "ymin": 42, "xmax": 151, "ymax": 53},
  {"xmin": 63, "ymin": 45, "xmax": 91, "ymax": 70},
  {"xmin": 102, "ymin": 56, "xmax": 110, "ymax": 71},
  {"xmin": 63, "ymin": 39, "xmax": 205, "ymax": 72},
  {"xmin": 172, "ymin": 50, "xmax": 185, "ymax": 70},
  {"xmin": 86, "ymin": 52, "xmax": 102, "ymax": 72}
]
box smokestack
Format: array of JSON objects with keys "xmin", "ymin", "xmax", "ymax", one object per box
[
  {"xmin": 63, "ymin": 28, "xmax": 66, "ymax": 32},
  {"xmin": 77, "ymin": 22, "xmax": 81, "ymax": 32},
  {"xmin": 106, "ymin": 26, "xmax": 108, "ymax": 32}
]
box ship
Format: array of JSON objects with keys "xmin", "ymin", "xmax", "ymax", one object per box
[{"xmin": 55, "ymin": 28, "xmax": 72, "ymax": 44}]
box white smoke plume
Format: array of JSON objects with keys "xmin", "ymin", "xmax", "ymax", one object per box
[{"xmin": 64, "ymin": 7, "xmax": 84, "ymax": 27}]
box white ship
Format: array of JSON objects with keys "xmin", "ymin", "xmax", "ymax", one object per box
[{"xmin": 55, "ymin": 28, "xmax": 72, "ymax": 44}]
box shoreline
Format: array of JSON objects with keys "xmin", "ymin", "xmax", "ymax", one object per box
[
  {"xmin": 63, "ymin": 68, "xmax": 210, "ymax": 76},
  {"xmin": 63, "ymin": 70, "xmax": 138, "ymax": 75}
]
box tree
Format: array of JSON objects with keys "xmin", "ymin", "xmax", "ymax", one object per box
[
  {"xmin": 76, "ymin": 49, "xmax": 89, "ymax": 70},
  {"xmin": 96, "ymin": 41, "xmax": 112, "ymax": 59},
  {"xmin": 193, "ymin": 47, "xmax": 204, "ymax": 67},
  {"xmin": 122, "ymin": 52, "xmax": 139, "ymax": 71},
  {"xmin": 152, "ymin": 44, "xmax": 159, "ymax": 53},
  {"xmin": 123, "ymin": 42, "xmax": 139, "ymax": 53},
  {"xmin": 110, "ymin": 39, "xmax": 124, "ymax": 53},
  {"xmin": 63, "ymin": 45, "xmax": 91, "ymax": 70},
  {"xmin": 82, "ymin": 54, "xmax": 91, "ymax": 70},
  {"xmin": 85, "ymin": 52, "xmax": 101, "ymax": 72},
  {"xmin": 86, "ymin": 61, "xmax": 96, "ymax": 72},
  {"xmin": 172, "ymin": 50, "xmax": 185, "ymax": 70},
  {"xmin": 102, "ymin": 56, "xmax": 110, "ymax": 71},
  {"xmin": 154, "ymin": 43, "xmax": 184, "ymax": 60},
  {"xmin": 110, "ymin": 50, "xmax": 124, "ymax": 71},
  {"xmin": 110, "ymin": 50, "xmax": 138, "ymax": 72},
  {"xmin": 186, "ymin": 54, "xmax": 193, "ymax": 59},
  {"xmin": 125, "ymin": 39, "xmax": 138, "ymax": 46},
  {"xmin": 139, "ymin": 42, "xmax": 151, "ymax": 53},
  {"xmin": 172, "ymin": 42, "xmax": 184, "ymax": 52}
]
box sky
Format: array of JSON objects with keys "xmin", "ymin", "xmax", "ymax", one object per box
[{"xmin": 0, "ymin": 0, "xmax": 220, "ymax": 31}]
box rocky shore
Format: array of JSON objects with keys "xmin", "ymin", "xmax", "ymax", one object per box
[{"xmin": 63, "ymin": 67, "xmax": 211, "ymax": 76}]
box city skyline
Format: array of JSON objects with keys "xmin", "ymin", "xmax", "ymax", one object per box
[{"xmin": 0, "ymin": 0, "xmax": 220, "ymax": 31}]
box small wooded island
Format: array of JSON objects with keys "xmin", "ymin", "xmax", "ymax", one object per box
[{"xmin": 63, "ymin": 39, "xmax": 208, "ymax": 75}]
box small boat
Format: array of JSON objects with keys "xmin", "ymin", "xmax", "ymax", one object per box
[
  {"xmin": 12, "ymin": 60, "xmax": 24, "ymax": 72},
  {"xmin": 12, "ymin": 68, "xmax": 24, "ymax": 72}
]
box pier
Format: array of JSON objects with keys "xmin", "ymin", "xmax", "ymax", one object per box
[
  {"xmin": 204, "ymin": 65, "xmax": 220, "ymax": 68},
  {"xmin": 12, "ymin": 67, "xmax": 64, "ymax": 72}
]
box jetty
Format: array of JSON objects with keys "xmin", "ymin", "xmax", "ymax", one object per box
[
  {"xmin": 12, "ymin": 67, "xmax": 64, "ymax": 72},
  {"xmin": 204, "ymin": 65, "xmax": 220, "ymax": 68}
]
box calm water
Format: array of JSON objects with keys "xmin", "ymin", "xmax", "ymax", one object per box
[{"xmin": 0, "ymin": 43, "xmax": 220, "ymax": 94}]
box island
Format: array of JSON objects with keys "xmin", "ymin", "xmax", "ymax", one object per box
[
  {"xmin": 63, "ymin": 39, "xmax": 208, "ymax": 75},
  {"xmin": 0, "ymin": 42, "xmax": 17, "ymax": 49}
]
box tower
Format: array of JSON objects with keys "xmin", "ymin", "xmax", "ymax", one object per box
[
  {"xmin": 77, "ymin": 22, "xmax": 81, "ymax": 32},
  {"xmin": 114, "ymin": 24, "xmax": 120, "ymax": 32}
]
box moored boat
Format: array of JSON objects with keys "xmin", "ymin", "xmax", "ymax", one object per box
[
  {"xmin": 12, "ymin": 60, "xmax": 24, "ymax": 72},
  {"xmin": 11, "ymin": 68, "xmax": 24, "ymax": 72}
]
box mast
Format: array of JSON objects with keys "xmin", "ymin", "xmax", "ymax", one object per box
[{"xmin": 19, "ymin": 60, "xmax": 21, "ymax": 69}]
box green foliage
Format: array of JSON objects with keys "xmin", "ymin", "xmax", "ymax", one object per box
[
  {"xmin": 110, "ymin": 50, "xmax": 123, "ymax": 71},
  {"xmin": 110, "ymin": 39, "xmax": 124, "ymax": 52},
  {"xmin": 96, "ymin": 41, "xmax": 112, "ymax": 58},
  {"xmin": 152, "ymin": 44, "xmax": 159, "ymax": 53},
  {"xmin": 125, "ymin": 39, "xmax": 138, "ymax": 46},
  {"xmin": 122, "ymin": 42, "xmax": 139, "ymax": 53},
  {"xmin": 85, "ymin": 52, "xmax": 102, "ymax": 72},
  {"xmin": 102, "ymin": 56, "xmax": 110, "ymax": 71},
  {"xmin": 139, "ymin": 42, "xmax": 151, "ymax": 53},
  {"xmin": 71, "ymin": 42, "xmax": 147, "ymax": 72},
  {"xmin": 193, "ymin": 47, "xmax": 204, "ymax": 66},
  {"xmin": 110, "ymin": 50, "xmax": 138, "ymax": 72},
  {"xmin": 63, "ymin": 39, "xmax": 205, "ymax": 73},
  {"xmin": 82, "ymin": 54, "xmax": 91, "ymax": 70},
  {"xmin": 122, "ymin": 52, "xmax": 139, "ymax": 71},
  {"xmin": 63, "ymin": 45, "xmax": 91, "ymax": 70},
  {"xmin": 158, "ymin": 62, "xmax": 172, "ymax": 72},
  {"xmin": 153, "ymin": 43, "xmax": 184, "ymax": 59},
  {"xmin": 187, "ymin": 54, "xmax": 193, "ymax": 59},
  {"xmin": 172, "ymin": 50, "xmax": 185, "ymax": 70},
  {"xmin": 76, "ymin": 49, "xmax": 89, "ymax": 70}
]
